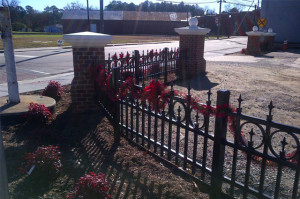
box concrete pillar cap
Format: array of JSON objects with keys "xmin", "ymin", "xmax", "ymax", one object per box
[
  {"xmin": 63, "ymin": 31, "xmax": 113, "ymax": 47},
  {"xmin": 246, "ymin": 31, "xmax": 263, "ymax": 36},
  {"xmin": 262, "ymin": 32, "xmax": 277, "ymax": 36}
]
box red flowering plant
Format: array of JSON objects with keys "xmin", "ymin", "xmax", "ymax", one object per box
[
  {"xmin": 42, "ymin": 80, "xmax": 63, "ymax": 101},
  {"xmin": 141, "ymin": 80, "xmax": 173, "ymax": 111},
  {"xmin": 26, "ymin": 102, "xmax": 52, "ymax": 125},
  {"xmin": 67, "ymin": 172, "xmax": 111, "ymax": 199},
  {"xmin": 19, "ymin": 145, "xmax": 62, "ymax": 175}
]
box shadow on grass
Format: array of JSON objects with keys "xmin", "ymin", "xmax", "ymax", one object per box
[{"xmin": 176, "ymin": 73, "xmax": 218, "ymax": 91}]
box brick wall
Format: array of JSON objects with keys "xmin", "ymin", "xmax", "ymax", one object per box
[
  {"xmin": 71, "ymin": 47, "xmax": 104, "ymax": 113},
  {"xmin": 179, "ymin": 35, "xmax": 206, "ymax": 77}
]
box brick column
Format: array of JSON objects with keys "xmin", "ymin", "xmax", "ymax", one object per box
[
  {"xmin": 175, "ymin": 18, "xmax": 210, "ymax": 78},
  {"xmin": 263, "ymin": 32, "xmax": 276, "ymax": 52},
  {"xmin": 63, "ymin": 32, "xmax": 112, "ymax": 113},
  {"xmin": 246, "ymin": 31, "xmax": 263, "ymax": 56}
]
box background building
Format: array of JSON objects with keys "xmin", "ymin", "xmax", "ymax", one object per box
[
  {"xmin": 62, "ymin": 10, "xmax": 189, "ymax": 35},
  {"xmin": 261, "ymin": 0, "xmax": 300, "ymax": 43}
]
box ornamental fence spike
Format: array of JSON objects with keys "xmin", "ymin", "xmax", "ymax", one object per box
[
  {"xmin": 268, "ymin": 100, "xmax": 275, "ymax": 116},
  {"xmin": 281, "ymin": 137, "xmax": 288, "ymax": 153},
  {"xmin": 238, "ymin": 94, "xmax": 243, "ymax": 109},
  {"xmin": 207, "ymin": 88, "xmax": 212, "ymax": 101}
]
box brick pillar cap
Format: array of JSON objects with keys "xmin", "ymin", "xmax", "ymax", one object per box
[
  {"xmin": 246, "ymin": 31, "xmax": 263, "ymax": 36},
  {"xmin": 174, "ymin": 26, "xmax": 210, "ymax": 35},
  {"xmin": 63, "ymin": 31, "xmax": 113, "ymax": 47}
]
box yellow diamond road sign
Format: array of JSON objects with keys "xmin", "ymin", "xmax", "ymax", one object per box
[{"xmin": 258, "ymin": 18, "xmax": 267, "ymax": 28}]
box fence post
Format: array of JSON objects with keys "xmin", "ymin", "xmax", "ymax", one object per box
[
  {"xmin": 112, "ymin": 67, "xmax": 121, "ymax": 142},
  {"xmin": 210, "ymin": 90, "xmax": 230, "ymax": 199},
  {"xmin": 134, "ymin": 50, "xmax": 140, "ymax": 85},
  {"xmin": 164, "ymin": 47, "xmax": 169, "ymax": 84}
]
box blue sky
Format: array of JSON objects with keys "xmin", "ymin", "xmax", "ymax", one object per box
[
  {"xmin": 19, "ymin": 0, "xmax": 257, "ymax": 13},
  {"xmin": 20, "ymin": 0, "xmax": 217, "ymax": 12}
]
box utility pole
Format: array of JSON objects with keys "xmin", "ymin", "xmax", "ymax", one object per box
[
  {"xmin": 217, "ymin": 0, "xmax": 223, "ymax": 39},
  {"xmin": 0, "ymin": 6, "xmax": 20, "ymax": 103},
  {"xmin": 87, "ymin": 0, "xmax": 90, "ymax": 31},
  {"xmin": 258, "ymin": 0, "xmax": 260, "ymax": 9},
  {"xmin": 100, "ymin": 0, "xmax": 104, "ymax": 33}
]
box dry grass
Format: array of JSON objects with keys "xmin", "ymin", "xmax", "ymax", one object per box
[{"xmin": 0, "ymin": 34, "xmax": 180, "ymax": 50}]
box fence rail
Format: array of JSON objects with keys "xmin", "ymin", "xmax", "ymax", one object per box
[{"xmin": 95, "ymin": 51, "xmax": 300, "ymax": 199}]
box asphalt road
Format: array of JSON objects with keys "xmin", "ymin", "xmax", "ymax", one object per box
[{"xmin": 0, "ymin": 37, "xmax": 247, "ymax": 96}]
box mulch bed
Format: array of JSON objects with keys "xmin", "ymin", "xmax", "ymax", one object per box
[{"xmin": 2, "ymin": 85, "xmax": 208, "ymax": 199}]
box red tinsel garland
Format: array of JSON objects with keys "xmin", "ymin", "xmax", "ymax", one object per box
[
  {"xmin": 118, "ymin": 76, "xmax": 140, "ymax": 100},
  {"xmin": 141, "ymin": 80, "xmax": 172, "ymax": 111}
]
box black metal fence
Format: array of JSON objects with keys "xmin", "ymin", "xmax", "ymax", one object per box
[
  {"xmin": 96, "ymin": 61, "xmax": 300, "ymax": 199},
  {"xmin": 104, "ymin": 47, "xmax": 184, "ymax": 85}
]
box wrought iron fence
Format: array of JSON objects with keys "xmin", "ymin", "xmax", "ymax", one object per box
[
  {"xmin": 103, "ymin": 47, "xmax": 184, "ymax": 85},
  {"xmin": 96, "ymin": 61, "xmax": 300, "ymax": 199}
]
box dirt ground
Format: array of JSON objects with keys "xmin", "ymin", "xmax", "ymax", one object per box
[
  {"xmin": 171, "ymin": 50, "xmax": 300, "ymax": 198},
  {"xmin": 175, "ymin": 50, "xmax": 300, "ymax": 127}
]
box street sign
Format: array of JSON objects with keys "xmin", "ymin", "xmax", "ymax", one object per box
[
  {"xmin": 257, "ymin": 18, "xmax": 267, "ymax": 28},
  {"xmin": 57, "ymin": 40, "xmax": 64, "ymax": 46}
]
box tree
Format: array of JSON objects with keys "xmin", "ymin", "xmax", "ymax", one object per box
[
  {"xmin": 43, "ymin": 5, "xmax": 63, "ymax": 25},
  {"xmin": 224, "ymin": 4, "xmax": 244, "ymax": 13},
  {"xmin": 64, "ymin": 1, "xmax": 85, "ymax": 10}
]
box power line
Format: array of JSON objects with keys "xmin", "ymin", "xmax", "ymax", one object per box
[
  {"xmin": 225, "ymin": 1, "xmax": 255, "ymax": 7},
  {"xmin": 236, "ymin": 0, "xmax": 255, "ymax": 34},
  {"xmin": 155, "ymin": 0, "xmax": 217, "ymax": 5}
]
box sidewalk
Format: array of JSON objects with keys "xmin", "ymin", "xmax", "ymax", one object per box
[{"xmin": 0, "ymin": 72, "xmax": 74, "ymax": 97}]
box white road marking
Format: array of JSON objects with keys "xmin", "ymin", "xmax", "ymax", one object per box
[
  {"xmin": 28, "ymin": 70, "xmax": 51, "ymax": 75},
  {"xmin": 14, "ymin": 55, "xmax": 37, "ymax": 58},
  {"xmin": 17, "ymin": 67, "xmax": 51, "ymax": 75}
]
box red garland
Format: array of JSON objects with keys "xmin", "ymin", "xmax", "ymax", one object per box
[
  {"xmin": 141, "ymin": 80, "xmax": 171, "ymax": 111},
  {"xmin": 118, "ymin": 76, "xmax": 140, "ymax": 100},
  {"xmin": 94, "ymin": 72, "xmax": 299, "ymax": 165},
  {"xmin": 94, "ymin": 64, "xmax": 117, "ymax": 101}
]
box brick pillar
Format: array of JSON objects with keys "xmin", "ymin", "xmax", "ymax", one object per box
[
  {"xmin": 63, "ymin": 32, "xmax": 112, "ymax": 113},
  {"xmin": 246, "ymin": 31, "xmax": 263, "ymax": 56},
  {"xmin": 247, "ymin": 35, "xmax": 262, "ymax": 55},
  {"xmin": 264, "ymin": 35, "xmax": 276, "ymax": 51},
  {"xmin": 175, "ymin": 18, "xmax": 210, "ymax": 78},
  {"xmin": 179, "ymin": 35, "xmax": 206, "ymax": 76}
]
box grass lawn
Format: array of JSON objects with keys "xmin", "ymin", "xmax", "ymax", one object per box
[
  {"xmin": 0, "ymin": 34, "xmax": 181, "ymax": 50},
  {"xmin": 0, "ymin": 32, "xmax": 225, "ymax": 50}
]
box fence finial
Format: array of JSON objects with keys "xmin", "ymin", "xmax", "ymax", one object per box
[
  {"xmin": 268, "ymin": 100, "xmax": 274, "ymax": 116},
  {"xmin": 207, "ymin": 88, "xmax": 212, "ymax": 101},
  {"xmin": 238, "ymin": 94, "xmax": 243, "ymax": 109},
  {"xmin": 280, "ymin": 137, "xmax": 288, "ymax": 159}
]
